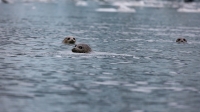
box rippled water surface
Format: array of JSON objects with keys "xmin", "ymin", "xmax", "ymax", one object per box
[{"xmin": 0, "ymin": 1, "xmax": 200, "ymax": 112}]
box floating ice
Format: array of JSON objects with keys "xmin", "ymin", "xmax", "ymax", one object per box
[
  {"xmin": 96, "ymin": 8, "xmax": 136, "ymax": 13},
  {"xmin": 75, "ymin": 0, "xmax": 88, "ymax": 6},
  {"xmin": 177, "ymin": 8, "xmax": 200, "ymax": 13},
  {"xmin": 96, "ymin": 5, "xmax": 135, "ymax": 13}
]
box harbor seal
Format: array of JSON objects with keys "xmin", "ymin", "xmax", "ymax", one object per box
[
  {"xmin": 176, "ymin": 38, "xmax": 187, "ymax": 43},
  {"xmin": 72, "ymin": 44, "xmax": 92, "ymax": 53},
  {"xmin": 63, "ymin": 36, "xmax": 76, "ymax": 44}
]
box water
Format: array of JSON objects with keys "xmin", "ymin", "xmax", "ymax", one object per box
[{"xmin": 0, "ymin": 1, "xmax": 200, "ymax": 112}]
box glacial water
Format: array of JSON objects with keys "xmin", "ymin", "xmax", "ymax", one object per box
[{"xmin": 0, "ymin": 1, "xmax": 200, "ymax": 112}]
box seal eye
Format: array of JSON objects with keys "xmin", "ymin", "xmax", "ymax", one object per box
[
  {"xmin": 78, "ymin": 46, "xmax": 83, "ymax": 49},
  {"xmin": 183, "ymin": 39, "xmax": 186, "ymax": 41},
  {"xmin": 67, "ymin": 38, "xmax": 70, "ymax": 40},
  {"xmin": 177, "ymin": 39, "xmax": 181, "ymax": 41},
  {"xmin": 73, "ymin": 38, "xmax": 75, "ymax": 40}
]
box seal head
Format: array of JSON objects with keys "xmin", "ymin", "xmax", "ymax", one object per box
[
  {"xmin": 176, "ymin": 38, "xmax": 187, "ymax": 43},
  {"xmin": 72, "ymin": 44, "xmax": 92, "ymax": 53},
  {"xmin": 63, "ymin": 36, "xmax": 76, "ymax": 44}
]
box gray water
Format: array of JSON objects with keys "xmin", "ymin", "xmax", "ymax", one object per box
[{"xmin": 0, "ymin": 1, "xmax": 200, "ymax": 112}]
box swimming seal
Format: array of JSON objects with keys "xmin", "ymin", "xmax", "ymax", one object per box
[
  {"xmin": 176, "ymin": 38, "xmax": 187, "ymax": 43},
  {"xmin": 72, "ymin": 44, "xmax": 92, "ymax": 53},
  {"xmin": 63, "ymin": 36, "xmax": 76, "ymax": 44}
]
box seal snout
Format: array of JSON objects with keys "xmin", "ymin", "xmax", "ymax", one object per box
[{"xmin": 69, "ymin": 40, "xmax": 75, "ymax": 44}]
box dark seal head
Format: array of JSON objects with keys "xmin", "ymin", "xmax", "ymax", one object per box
[
  {"xmin": 72, "ymin": 44, "xmax": 92, "ymax": 53},
  {"xmin": 176, "ymin": 38, "xmax": 187, "ymax": 43},
  {"xmin": 63, "ymin": 36, "xmax": 76, "ymax": 44}
]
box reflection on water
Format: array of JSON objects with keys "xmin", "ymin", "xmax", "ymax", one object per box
[{"xmin": 0, "ymin": 1, "xmax": 200, "ymax": 112}]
